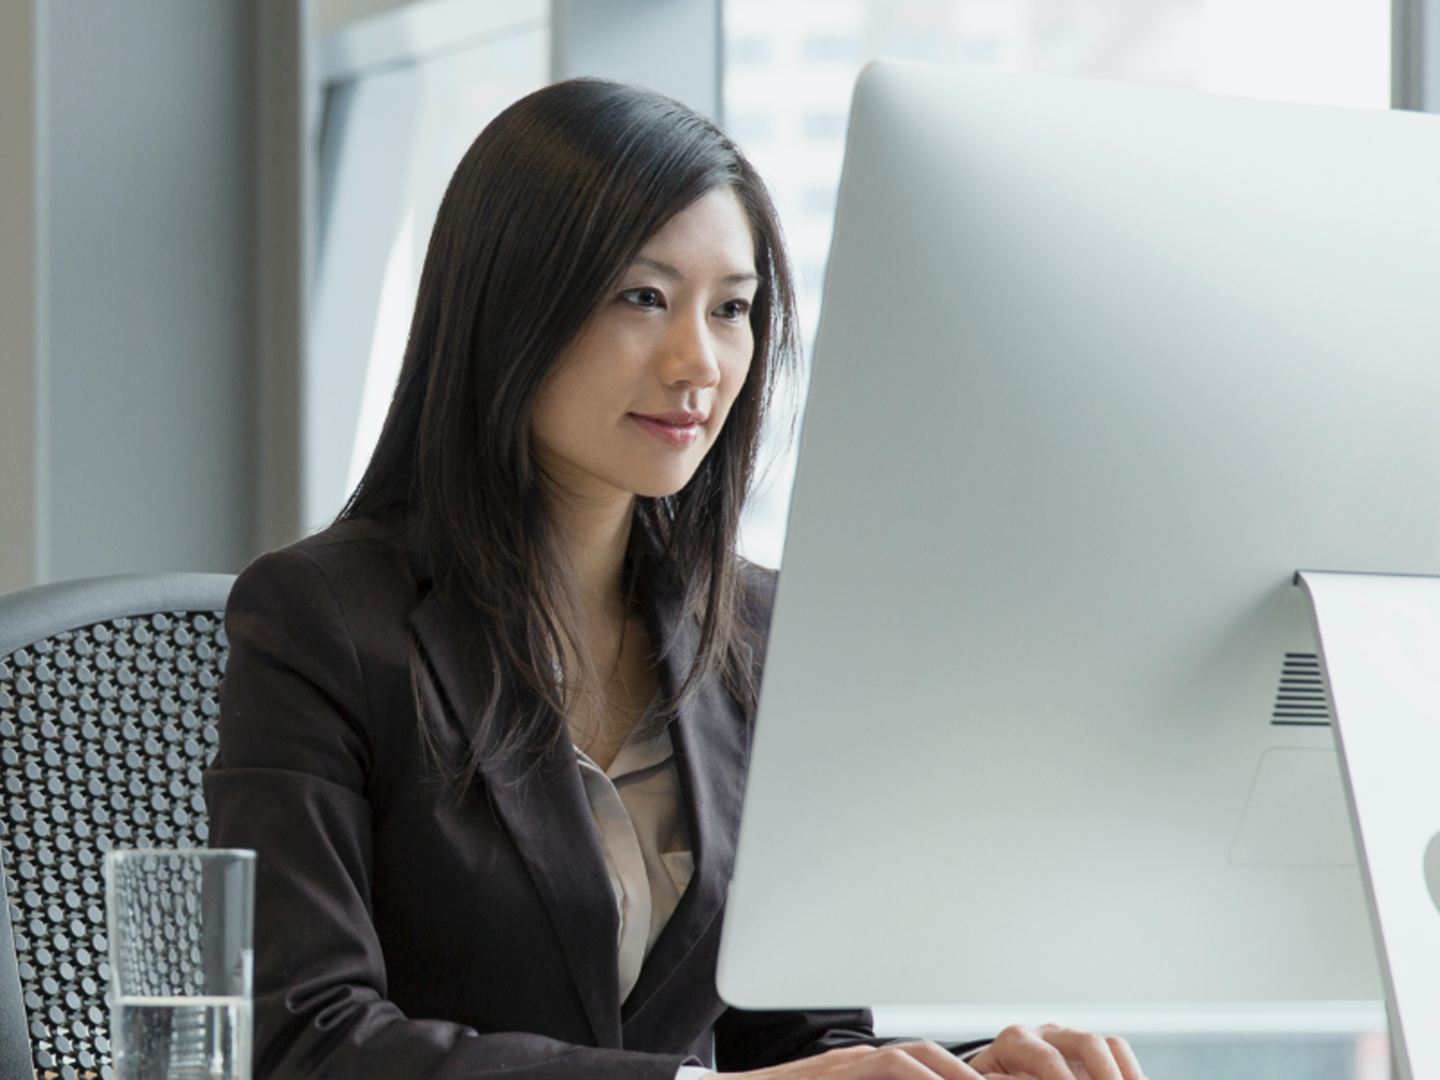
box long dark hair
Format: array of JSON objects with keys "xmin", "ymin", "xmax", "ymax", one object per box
[{"xmin": 344, "ymin": 79, "xmax": 797, "ymax": 782}]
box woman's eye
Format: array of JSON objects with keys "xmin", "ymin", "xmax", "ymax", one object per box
[
  {"xmin": 622, "ymin": 287, "xmax": 663, "ymax": 309},
  {"xmin": 715, "ymin": 298, "xmax": 752, "ymax": 321}
]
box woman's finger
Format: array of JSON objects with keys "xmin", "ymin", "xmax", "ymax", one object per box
[
  {"xmin": 1031, "ymin": 1025, "xmax": 1149, "ymax": 1080},
  {"xmin": 1037, "ymin": 1025, "xmax": 1128, "ymax": 1080},
  {"xmin": 968, "ymin": 1025, "xmax": 1076, "ymax": 1080},
  {"xmin": 837, "ymin": 1042, "xmax": 980, "ymax": 1080},
  {"xmin": 884, "ymin": 1039, "xmax": 988, "ymax": 1080},
  {"xmin": 736, "ymin": 1042, "xmax": 980, "ymax": 1080},
  {"xmin": 1103, "ymin": 1036, "xmax": 1146, "ymax": 1080}
]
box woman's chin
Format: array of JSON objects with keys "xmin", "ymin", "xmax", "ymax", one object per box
[
  {"xmin": 634, "ymin": 481, "xmax": 693, "ymax": 500},
  {"xmin": 632, "ymin": 468, "xmax": 703, "ymax": 500}
]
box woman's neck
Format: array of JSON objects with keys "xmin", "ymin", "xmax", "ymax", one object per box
[
  {"xmin": 546, "ymin": 488, "xmax": 658, "ymax": 770},
  {"xmin": 548, "ymin": 488, "xmax": 633, "ymax": 620}
]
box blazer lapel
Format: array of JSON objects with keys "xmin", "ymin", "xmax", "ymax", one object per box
[
  {"xmin": 621, "ymin": 587, "xmax": 748, "ymax": 1028},
  {"xmin": 409, "ymin": 589, "xmax": 624, "ymax": 1048}
]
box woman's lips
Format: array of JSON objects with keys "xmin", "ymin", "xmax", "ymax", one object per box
[{"xmin": 630, "ymin": 411, "xmax": 706, "ymax": 448}]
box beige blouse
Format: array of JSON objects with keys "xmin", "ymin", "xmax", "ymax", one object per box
[
  {"xmin": 574, "ymin": 696, "xmax": 695, "ymax": 1001},
  {"xmin": 574, "ymin": 701, "xmax": 714, "ymax": 1077}
]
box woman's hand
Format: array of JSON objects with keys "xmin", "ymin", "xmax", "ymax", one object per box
[
  {"xmin": 728, "ymin": 1041, "xmax": 988, "ymax": 1079},
  {"xmin": 967, "ymin": 1024, "xmax": 1146, "ymax": 1080},
  {"xmin": 729, "ymin": 1025, "xmax": 1145, "ymax": 1080}
]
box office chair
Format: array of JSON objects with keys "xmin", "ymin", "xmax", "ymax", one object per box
[{"xmin": 0, "ymin": 574, "xmax": 234, "ymax": 1080}]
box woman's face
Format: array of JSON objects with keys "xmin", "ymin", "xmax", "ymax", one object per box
[{"xmin": 530, "ymin": 186, "xmax": 758, "ymax": 506}]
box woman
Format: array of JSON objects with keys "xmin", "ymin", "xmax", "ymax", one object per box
[{"xmin": 206, "ymin": 79, "xmax": 1145, "ymax": 1080}]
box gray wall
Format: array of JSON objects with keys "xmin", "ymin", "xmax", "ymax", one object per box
[
  {"xmin": 44, "ymin": 1, "xmax": 257, "ymax": 579},
  {"xmin": 1426, "ymin": 0, "xmax": 1440, "ymax": 109},
  {"xmin": 0, "ymin": 0, "xmax": 306, "ymax": 588},
  {"xmin": 1393, "ymin": 0, "xmax": 1440, "ymax": 108},
  {"xmin": 254, "ymin": 3, "xmax": 311, "ymax": 555},
  {"xmin": 0, "ymin": 2, "xmax": 40, "ymax": 593}
]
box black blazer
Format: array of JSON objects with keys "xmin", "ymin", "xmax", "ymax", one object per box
[{"xmin": 204, "ymin": 517, "xmax": 883, "ymax": 1079}]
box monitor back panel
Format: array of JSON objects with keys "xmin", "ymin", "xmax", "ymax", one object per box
[{"xmin": 718, "ymin": 62, "xmax": 1440, "ymax": 1009}]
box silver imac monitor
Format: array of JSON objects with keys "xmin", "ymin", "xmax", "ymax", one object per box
[{"xmin": 716, "ymin": 61, "xmax": 1440, "ymax": 1018}]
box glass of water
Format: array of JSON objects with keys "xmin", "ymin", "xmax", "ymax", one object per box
[{"xmin": 105, "ymin": 849, "xmax": 256, "ymax": 1080}]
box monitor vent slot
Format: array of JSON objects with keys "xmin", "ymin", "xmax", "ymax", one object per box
[{"xmin": 1270, "ymin": 652, "xmax": 1331, "ymax": 726}]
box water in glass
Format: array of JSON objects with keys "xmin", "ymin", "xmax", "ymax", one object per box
[{"xmin": 112, "ymin": 994, "xmax": 252, "ymax": 1080}]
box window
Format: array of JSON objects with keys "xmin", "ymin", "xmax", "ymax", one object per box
[{"xmin": 308, "ymin": 5, "xmax": 549, "ymax": 529}]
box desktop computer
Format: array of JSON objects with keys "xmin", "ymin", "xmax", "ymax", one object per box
[{"xmin": 716, "ymin": 61, "xmax": 1440, "ymax": 1075}]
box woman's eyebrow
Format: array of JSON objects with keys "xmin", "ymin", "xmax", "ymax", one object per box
[{"xmin": 631, "ymin": 256, "xmax": 759, "ymax": 285}]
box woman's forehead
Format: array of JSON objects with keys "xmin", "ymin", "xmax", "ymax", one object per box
[{"xmin": 630, "ymin": 188, "xmax": 757, "ymax": 277}]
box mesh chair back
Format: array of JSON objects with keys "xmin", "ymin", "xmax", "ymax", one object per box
[{"xmin": 0, "ymin": 574, "xmax": 233, "ymax": 1080}]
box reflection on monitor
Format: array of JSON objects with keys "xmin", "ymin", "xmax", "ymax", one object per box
[{"xmin": 717, "ymin": 62, "xmax": 1440, "ymax": 1016}]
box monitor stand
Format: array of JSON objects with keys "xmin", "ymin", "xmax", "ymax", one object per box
[{"xmin": 1298, "ymin": 572, "xmax": 1440, "ymax": 1080}]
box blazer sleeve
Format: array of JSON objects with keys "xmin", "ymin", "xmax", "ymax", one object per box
[
  {"xmin": 713, "ymin": 1009, "xmax": 990, "ymax": 1072},
  {"xmin": 713, "ymin": 1008, "xmax": 877, "ymax": 1069},
  {"xmin": 203, "ymin": 548, "xmax": 692, "ymax": 1080}
]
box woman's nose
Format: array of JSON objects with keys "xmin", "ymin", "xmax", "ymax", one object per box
[{"xmin": 660, "ymin": 309, "xmax": 721, "ymax": 388}]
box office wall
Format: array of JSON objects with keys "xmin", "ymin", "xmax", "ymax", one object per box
[
  {"xmin": 254, "ymin": 3, "xmax": 311, "ymax": 556},
  {"xmin": 0, "ymin": 2, "xmax": 40, "ymax": 593},
  {"xmin": 43, "ymin": 1, "xmax": 258, "ymax": 580},
  {"xmin": 1396, "ymin": 0, "xmax": 1440, "ymax": 108}
]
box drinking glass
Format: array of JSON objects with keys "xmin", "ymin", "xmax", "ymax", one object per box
[{"xmin": 105, "ymin": 849, "xmax": 256, "ymax": 1080}]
